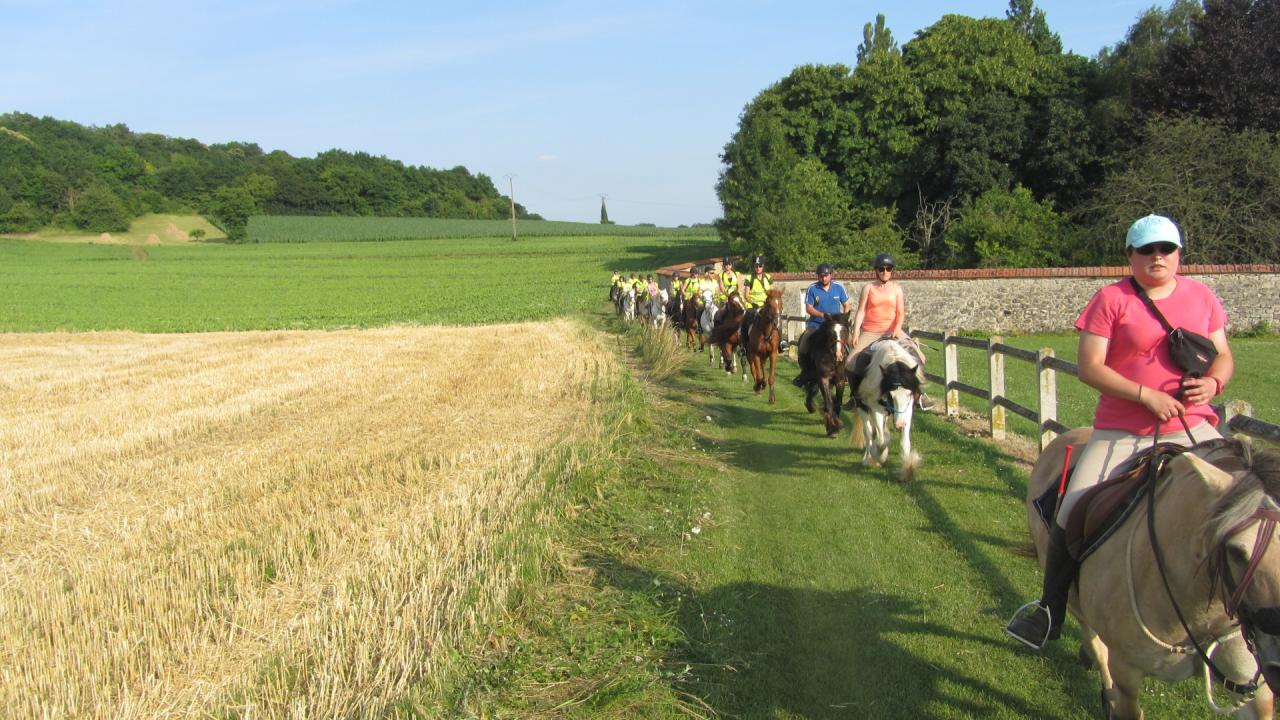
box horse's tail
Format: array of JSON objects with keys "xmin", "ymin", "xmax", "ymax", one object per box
[{"xmin": 851, "ymin": 412, "xmax": 866, "ymax": 449}]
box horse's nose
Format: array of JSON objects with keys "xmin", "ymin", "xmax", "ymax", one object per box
[{"xmin": 894, "ymin": 419, "xmax": 906, "ymax": 430}]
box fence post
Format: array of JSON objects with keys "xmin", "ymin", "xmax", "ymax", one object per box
[
  {"xmin": 944, "ymin": 329, "xmax": 959, "ymax": 417},
  {"xmin": 1223, "ymin": 400, "xmax": 1254, "ymax": 439},
  {"xmin": 988, "ymin": 336, "xmax": 1006, "ymax": 441},
  {"xmin": 1037, "ymin": 347, "xmax": 1057, "ymax": 451}
]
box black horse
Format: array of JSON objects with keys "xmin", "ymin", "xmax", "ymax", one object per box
[{"xmin": 800, "ymin": 312, "xmax": 851, "ymax": 437}]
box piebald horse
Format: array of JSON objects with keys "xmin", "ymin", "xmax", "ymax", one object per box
[
  {"xmin": 618, "ymin": 284, "xmax": 636, "ymax": 322},
  {"xmin": 848, "ymin": 339, "xmax": 922, "ymax": 481},
  {"xmin": 1027, "ymin": 431, "xmax": 1280, "ymax": 719}
]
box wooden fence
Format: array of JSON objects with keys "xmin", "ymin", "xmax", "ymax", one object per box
[{"xmin": 909, "ymin": 329, "xmax": 1280, "ymax": 451}]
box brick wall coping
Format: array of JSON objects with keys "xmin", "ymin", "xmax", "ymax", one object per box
[{"xmin": 656, "ymin": 259, "xmax": 1279, "ymax": 282}]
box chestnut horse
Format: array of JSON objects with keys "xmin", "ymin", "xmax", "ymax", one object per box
[
  {"xmin": 709, "ymin": 291, "xmax": 746, "ymax": 375},
  {"xmin": 745, "ymin": 288, "xmax": 784, "ymax": 404},
  {"xmin": 1024, "ymin": 433, "xmax": 1280, "ymax": 718},
  {"xmin": 682, "ymin": 291, "xmax": 706, "ymax": 351}
]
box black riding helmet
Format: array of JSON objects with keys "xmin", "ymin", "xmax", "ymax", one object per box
[
  {"xmin": 723, "ymin": 256, "xmax": 735, "ymax": 266},
  {"xmin": 816, "ymin": 262, "xmax": 834, "ymax": 275},
  {"xmin": 873, "ymin": 253, "xmax": 895, "ymax": 269}
]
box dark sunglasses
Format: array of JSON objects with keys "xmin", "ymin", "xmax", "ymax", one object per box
[
  {"xmin": 875, "ymin": 266, "xmax": 893, "ymax": 272},
  {"xmin": 1133, "ymin": 242, "xmax": 1179, "ymax": 256}
]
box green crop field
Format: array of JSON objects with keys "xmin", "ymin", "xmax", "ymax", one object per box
[
  {"xmin": 246, "ymin": 215, "xmax": 718, "ymax": 243},
  {"xmin": 0, "ymin": 231, "xmax": 725, "ymax": 332}
]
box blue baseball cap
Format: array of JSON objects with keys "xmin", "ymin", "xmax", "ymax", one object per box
[{"xmin": 1125, "ymin": 214, "xmax": 1182, "ymax": 249}]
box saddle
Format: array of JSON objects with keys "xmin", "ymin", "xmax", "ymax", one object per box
[{"xmin": 1034, "ymin": 438, "xmax": 1246, "ymax": 563}]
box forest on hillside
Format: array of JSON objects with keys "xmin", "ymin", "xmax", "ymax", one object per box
[
  {"xmin": 718, "ymin": 0, "xmax": 1280, "ymax": 269},
  {"xmin": 0, "ymin": 114, "xmax": 539, "ymax": 241}
]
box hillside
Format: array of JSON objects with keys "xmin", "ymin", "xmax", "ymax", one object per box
[{"xmin": 0, "ymin": 112, "xmax": 538, "ymax": 240}]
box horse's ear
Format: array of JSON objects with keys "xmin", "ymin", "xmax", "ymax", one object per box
[{"xmin": 1171, "ymin": 452, "xmax": 1234, "ymax": 493}]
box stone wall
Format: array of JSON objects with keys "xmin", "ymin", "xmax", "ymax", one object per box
[{"xmin": 657, "ymin": 261, "xmax": 1280, "ymax": 336}]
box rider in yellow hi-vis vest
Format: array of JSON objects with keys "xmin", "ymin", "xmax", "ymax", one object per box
[
  {"xmin": 716, "ymin": 257, "xmax": 739, "ymax": 303},
  {"xmin": 738, "ymin": 255, "xmax": 774, "ymax": 347},
  {"xmin": 713, "ymin": 256, "xmax": 742, "ymax": 326},
  {"xmin": 682, "ymin": 268, "xmax": 700, "ymax": 299}
]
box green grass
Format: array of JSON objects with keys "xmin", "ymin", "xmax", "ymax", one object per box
[
  {"xmin": 247, "ymin": 215, "xmax": 718, "ymax": 243},
  {"xmin": 0, "ymin": 233, "xmax": 725, "ymax": 332},
  {"xmin": 443, "ymin": 311, "xmax": 1251, "ymax": 718}
]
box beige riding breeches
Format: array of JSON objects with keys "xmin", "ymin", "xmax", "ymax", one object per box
[{"xmin": 1054, "ymin": 420, "xmax": 1223, "ymax": 530}]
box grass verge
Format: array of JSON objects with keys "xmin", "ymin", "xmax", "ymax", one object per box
[{"xmin": 414, "ymin": 317, "xmax": 713, "ymax": 717}]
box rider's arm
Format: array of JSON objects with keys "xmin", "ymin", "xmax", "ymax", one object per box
[
  {"xmin": 804, "ymin": 292, "xmax": 825, "ymax": 320},
  {"xmin": 1078, "ymin": 331, "xmax": 1185, "ymax": 422},
  {"xmin": 851, "ymin": 285, "xmax": 870, "ymax": 342},
  {"xmin": 887, "ymin": 285, "xmax": 905, "ymax": 337},
  {"xmin": 1183, "ymin": 328, "xmax": 1234, "ymax": 407}
]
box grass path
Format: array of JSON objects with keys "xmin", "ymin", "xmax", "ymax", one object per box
[
  {"xmin": 449, "ymin": 318, "xmax": 1275, "ymax": 717},
  {"xmin": 628, "ymin": 330, "xmax": 1212, "ymax": 718}
]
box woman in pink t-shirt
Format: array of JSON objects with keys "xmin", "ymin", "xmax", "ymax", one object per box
[{"xmin": 1006, "ymin": 214, "xmax": 1235, "ymax": 650}]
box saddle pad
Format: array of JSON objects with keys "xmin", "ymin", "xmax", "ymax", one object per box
[{"xmin": 1049, "ymin": 438, "xmax": 1244, "ymax": 562}]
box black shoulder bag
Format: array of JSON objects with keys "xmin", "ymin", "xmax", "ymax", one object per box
[{"xmin": 1128, "ymin": 277, "xmax": 1218, "ymax": 378}]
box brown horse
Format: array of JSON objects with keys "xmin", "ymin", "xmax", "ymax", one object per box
[
  {"xmin": 1025, "ymin": 431, "xmax": 1280, "ymax": 719},
  {"xmin": 682, "ymin": 291, "xmax": 705, "ymax": 351},
  {"xmin": 709, "ymin": 291, "xmax": 746, "ymax": 375},
  {"xmin": 745, "ymin": 288, "xmax": 783, "ymax": 404}
]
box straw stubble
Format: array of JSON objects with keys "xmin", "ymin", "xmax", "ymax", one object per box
[{"xmin": 0, "ymin": 321, "xmax": 615, "ymax": 717}]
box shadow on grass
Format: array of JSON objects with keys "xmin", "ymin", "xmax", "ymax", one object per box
[{"xmin": 585, "ymin": 553, "xmax": 1099, "ymax": 719}]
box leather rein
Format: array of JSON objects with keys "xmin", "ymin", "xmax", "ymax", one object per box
[{"xmin": 1146, "ymin": 446, "xmax": 1269, "ymax": 698}]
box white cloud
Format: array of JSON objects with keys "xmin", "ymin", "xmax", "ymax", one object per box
[{"xmin": 537, "ymin": 154, "xmax": 557, "ymax": 162}]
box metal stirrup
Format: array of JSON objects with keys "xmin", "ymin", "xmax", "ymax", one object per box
[{"xmin": 1006, "ymin": 601, "xmax": 1052, "ymax": 649}]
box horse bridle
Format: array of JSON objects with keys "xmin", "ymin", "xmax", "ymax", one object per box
[
  {"xmin": 1147, "ymin": 450, "xmax": 1270, "ymax": 698},
  {"xmin": 1219, "ymin": 507, "xmax": 1280, "ymax": 677}
]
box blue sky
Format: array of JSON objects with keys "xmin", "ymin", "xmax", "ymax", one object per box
[{"xmin": 2, "ymin": 0, "xmax": 1158, "ymax": 226}]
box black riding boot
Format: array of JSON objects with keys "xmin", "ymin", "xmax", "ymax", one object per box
[
  {"xmin": 792, "ymin": 353, "xmax": 812, "ymax": 388},
  {"xmin": 1006, "ymin": 525, "xmax": 1078, "ymax": 650}
]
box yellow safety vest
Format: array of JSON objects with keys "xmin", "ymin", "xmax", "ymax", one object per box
[{"xmin": 743, "ymin": 273, "xmax": 772, "ymax": 308}]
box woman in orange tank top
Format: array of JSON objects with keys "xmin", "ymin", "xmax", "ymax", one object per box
[
  {"xmin": 850, "ymin": 253, "xmax": 934, "ymax": 409},
  {"xmin": 851, "ymin": 253, "xmax": 904, "ymax": 355}
]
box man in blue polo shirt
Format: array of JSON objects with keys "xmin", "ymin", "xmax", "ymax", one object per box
[{"xmin": 791, "ymin": 262, "xmax": 851, "ymax": 388}]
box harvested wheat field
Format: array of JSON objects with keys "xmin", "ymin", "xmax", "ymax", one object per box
[{"xmin": 0, "ymin": 321, "xmax": 616, "ymax": 718}]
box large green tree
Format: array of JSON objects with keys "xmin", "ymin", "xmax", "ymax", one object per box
[
  {"xmin": 1137, "ymin": 0, "xmax": 1280, "ymax": 133},
  {"xmin": 1073, "ymin": 115, "xmax": 1280, "ymax": 264},
  {"xmin": 750, "ymin": 157, "xmax": 851, "ymax": 272}
]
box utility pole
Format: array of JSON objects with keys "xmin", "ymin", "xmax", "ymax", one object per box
[{"xmin": 505, "ymin": 175, "xmax": 518, "ymax": 241}]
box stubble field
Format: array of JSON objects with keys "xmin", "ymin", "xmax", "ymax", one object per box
[{"xmin": 0, "ymin": 321, "xmax": 615, "ymax": 718}]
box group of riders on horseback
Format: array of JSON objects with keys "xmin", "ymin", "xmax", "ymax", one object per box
[{"xmin": 612, "ymin": 214, "xmax": 1280, "ymax": 718}]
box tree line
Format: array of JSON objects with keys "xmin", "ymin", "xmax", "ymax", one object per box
[
  {"xmin": 0, "ymin": 113, "xmax": 539, "ymax": 240},
  {"xmin": 717, "ymin": 0, "xmax": 1280, "ymax": 270}
]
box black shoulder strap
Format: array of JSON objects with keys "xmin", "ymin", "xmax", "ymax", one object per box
[{"xmin": 1128, "ymin": 277, "xmax": 1175, "ymax": 335}]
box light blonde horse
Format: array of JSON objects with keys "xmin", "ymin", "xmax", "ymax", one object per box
[{"xmin": 1027, "ymin": 429, "xmax": 1280, "ymax": 719}]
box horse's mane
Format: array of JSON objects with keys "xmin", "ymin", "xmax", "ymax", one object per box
[{"xmin": 1203, "ymin": 443, "xmax": 1280, "ymax": 599}]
